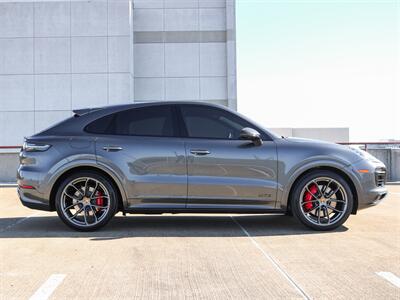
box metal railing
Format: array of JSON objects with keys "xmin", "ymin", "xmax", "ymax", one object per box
[
  {"xmin": 338, "ymin": 142, "xmax": 400, "ymax": 150},
  {"xmin": 0, "ymin": 146, "xmax": 22, "ymax": 149}
]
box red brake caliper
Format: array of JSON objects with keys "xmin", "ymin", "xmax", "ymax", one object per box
[
  {"xmin": 96, "ymin": 191, "xmax": 104, "ymax": 208},
  {"xmin": 303, "ymin": 184, "xmax": 318, "ymax": 212}
]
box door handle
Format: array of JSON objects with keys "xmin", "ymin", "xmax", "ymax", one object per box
[
  {"xmin": 190, "ymin": 149, "xmax": 210, "ymax": 156},
  {"xmin": 102, "ymin": 146, "xmax": 123, "ymax": 152}
]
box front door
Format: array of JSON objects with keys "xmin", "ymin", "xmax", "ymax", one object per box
[{"xmin": 179, "ymin": 104, "xmax": 278, "ymax": 209}]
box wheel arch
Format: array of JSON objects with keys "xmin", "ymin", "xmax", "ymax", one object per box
[
  {"xmin": 285, "ymin": 166, "xmax": 359, "ymax": 215},
  {"xmin": 49, "ymin": 165, "xmax": 125, "ymax": 212}
]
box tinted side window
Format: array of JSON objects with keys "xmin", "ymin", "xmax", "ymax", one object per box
[
  {"xmin": 86, "ymin": 106, "xmax": 176, "ymax": 137},
  {"xmin": 180, "ymin": 105, "xmax": 255, "ymax": 139},
  {"xmin": 85, "ymin": 114, "xmax": 114, "ymax": 134}
]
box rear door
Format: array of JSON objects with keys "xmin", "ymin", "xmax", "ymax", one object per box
[
  {"xmin": 178, "ymin": 104, "xmax": 278, "ymax": 210},
  {"xmin": 88, "ymin": 105, "xmax": 187, "ymax": 209}
]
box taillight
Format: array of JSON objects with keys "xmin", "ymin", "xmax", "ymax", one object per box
[
  {"xmin": 22, "ymin": 141, "xmax": 51, "ymax": 152},
  {"xmin": 19, "ymin": 184, "xmax": 35, "ymax": 189}
]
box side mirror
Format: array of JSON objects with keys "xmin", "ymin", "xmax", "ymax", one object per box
[{"xmin": 240, "ymin": 127, "xmax": 263, "ymax": 146}]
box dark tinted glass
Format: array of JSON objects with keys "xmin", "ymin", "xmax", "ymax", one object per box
[
  {"xmin": 85, "ymin": 114, "xmax": 114, "ymax": 134},
  {"xmin": 86, "ymin": 106, "xmax": 175, "ymax": 137},
  {"xmin": 180, "ymin": 105, "xmax": 256, "ymax": 139}
]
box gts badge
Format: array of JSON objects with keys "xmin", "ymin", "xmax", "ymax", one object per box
[{"xmin": 258, "ymin": 193, "xmax": 272, "ymax": 199}]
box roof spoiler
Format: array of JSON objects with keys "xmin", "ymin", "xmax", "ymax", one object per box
[{"xmin": 73, "ymin": 107, "xmax": 103, "ymax": 117}]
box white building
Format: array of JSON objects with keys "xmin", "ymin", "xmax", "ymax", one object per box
[{"xmin": 0, "ymin": 0, "xmax": 237, "ymax": 146}]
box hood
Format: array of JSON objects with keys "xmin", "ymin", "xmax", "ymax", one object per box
[
  {"xmin": 279, "ymin": 137, "xmax": 368, "ymax": 165},
  {"xmin": 283, "ymin": 137, "xmax": 334, "ymax": 145}
]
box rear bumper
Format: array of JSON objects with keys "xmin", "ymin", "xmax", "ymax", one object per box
[{"xmin": 17, "ymin": 187, "xmax": 52, "ymax": 211}]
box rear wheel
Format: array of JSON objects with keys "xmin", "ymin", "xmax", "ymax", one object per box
[
  {"xmin": 55, "ymin": 171, "xmax": 118, "ymax": 231},
  {"xmin": 291, "ymin": 170, "xmax": 353, "ymax": 231}
]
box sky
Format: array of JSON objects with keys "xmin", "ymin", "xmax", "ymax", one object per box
[{"xmin": 236, "ymin": 0, "xmax": 399, "ymax": 141}]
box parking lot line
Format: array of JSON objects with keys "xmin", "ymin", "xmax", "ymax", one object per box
[
  {"xmin": 0, "ymin": 212, "xmax": 40, "ymax": 233},
  {"xmin": 29, "ymin": 274, "xmax": 66, "ymax": 300},
  {"xmin": 230, "ymin": 216, "xmax": 310, "ymax": 300},
  {"xmin": 376, "ymin": 272, "xmax": 400, "ymax": 289}
]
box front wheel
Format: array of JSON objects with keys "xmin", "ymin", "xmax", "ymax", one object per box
[
  {"xmin": 55, "ymin": 171, "xmax": 118, "ymax": 231},
  {"xmin": 291, "ymin": 170, "xmax": 353, "ymax": 231}
]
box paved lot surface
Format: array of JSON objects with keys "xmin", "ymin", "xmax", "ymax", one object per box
[{"xmin": 0, "ymin": 186, "xmax": 399, "ymax": 299}]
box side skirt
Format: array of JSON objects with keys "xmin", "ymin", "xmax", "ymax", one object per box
[{"xmin": 123, "ymin": 208, "xmax": 286, "ymax": 215}]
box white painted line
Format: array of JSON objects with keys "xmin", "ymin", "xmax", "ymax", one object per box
[
  {"xmin": 230, "ymin": 216, "xmax": 310, "ymax": 300},
  {"xmin": 0, "ymin": 212, "xmax": 40, "ymax": 233},
  {"xmin": 29, "ymin": 274, "xmax": 66, "ymax": 300},
  {"xmin": 376, "ymin": 272, "xmax": 400, "ymax": 288}
]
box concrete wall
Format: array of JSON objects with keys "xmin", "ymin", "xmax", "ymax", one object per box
[
  {"xmin": 0, "ymin": 151, "xmax": 19, "ymax": 183},
  {"xmin": 271, "ymin": 128, "xmax": 349, "ymax": 143}
]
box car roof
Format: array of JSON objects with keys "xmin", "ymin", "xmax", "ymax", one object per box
[
  {"xmin": 36, "ymin": 101, "xmax": 236, "ymax": 137},
  {"xmin": 72, "ymin": 101, "xmax": 226, "ymax": 116}
]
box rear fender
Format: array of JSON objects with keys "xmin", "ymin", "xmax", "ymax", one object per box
[{"xmin": 44, "ymin": 159, "xmax": 129, "ymax": 208}]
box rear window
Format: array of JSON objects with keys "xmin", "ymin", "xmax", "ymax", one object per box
[
  {"xmin": 85, "ymin": 114, "xmax": 114, "ymax": 134},
  {"xmin": 85, "ymin": 106, "xmax": 176, "ymax": 137}
]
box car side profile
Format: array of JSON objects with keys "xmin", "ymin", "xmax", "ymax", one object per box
[{"xmin": 17, "ymin": 102, "xmax": 388, "ymax": 231}]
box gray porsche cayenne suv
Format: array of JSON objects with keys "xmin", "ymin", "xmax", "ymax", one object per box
[{"xmin": 17, "ymin": 102, "xmax": 387, "ymax": 231}]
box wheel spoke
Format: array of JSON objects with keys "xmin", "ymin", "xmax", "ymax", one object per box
[
  {"xmin": 305, "ymin": 186, "xmax": 319, "ymax": 200},
  {"xmin": 91, "ymin": 204, "xmax": 108, "ymax": 210},
  {"xmin": 322, "ymin": 180, "xmax": 332, "ymax": 196},
  {"xmin": 309, "ymin": 205, "xmax": 320, "ymax": 214},
  {"xmin": 83, "ymin": 208, "xmax": 89, "ymax": 225},
  {"xmin": 69, "ymin": 184, "xmax": 84, "ymax": 197},
  {"xmin": 326, "ymin": 186, "xmax": 340, "ymax": 198},
  {"xmin": 63, "ymin": 191, "xmax": 80, "ymax": 201},
  {"xmin": 324, "ymin": 206, "xmax": 330, "ymax": 224},
  {"xmin": 90, "ymin": 182, "xmax": 99, "ymax": 198},
  {"xmin": 83, "ymin": 178, "xmax": 90, "ymax": 196},
  {"xmin": 328, "ymin": 198, "xmax": 346, "ymax": 203},
  {"xmin": 312, "ymin": 180, "xmax": 323, "ymax": 198},
  {"xmin": 90, "ymin": 195, "xmax": 109, "ymax": 200},
  {"xmin": 301, "ymin": 199, "xmax": 319, "ymax": 205},
  {"xmin": 90, "ymin": 206, "xmax": 98, "ymax": 223},
  {"xmin": 64, "ymin": 202, "xmax": 82, "ymax": 211},
  {"xmin": 327, "ymin": 204, "xmax": 343, "ymax": 213},
  {"xmin": 69, "ymin": 207, "xmax": 84, "ymax": 220},
  {"xmin": 317, "ymin": 207, "xmax": 321, "ymax": 224}
]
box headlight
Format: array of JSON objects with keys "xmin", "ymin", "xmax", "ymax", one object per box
[{"xmin": 349, "ymin": 146, "xmax": 380, "ymax": 162}]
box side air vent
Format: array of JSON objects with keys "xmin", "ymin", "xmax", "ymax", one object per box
[{"xmin": 375, "ymin": 168, "xmax": 386, "ymax": 187}]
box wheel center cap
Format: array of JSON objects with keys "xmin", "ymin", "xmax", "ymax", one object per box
[{"xmin": 82, "ymin": 197, "xmax": 91, "ymax": 205}]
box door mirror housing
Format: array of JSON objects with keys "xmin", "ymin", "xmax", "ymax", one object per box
[{"xmin": 240, "ymin": 127, "xmax": 263, "ymax": 146}]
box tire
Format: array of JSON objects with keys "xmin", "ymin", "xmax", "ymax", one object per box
[
  {"xmin": 55, "ymin": 171, "xmax": 118, "ymax": 231},
  {"xmin": 290, "ymin": 170, "xmax": 353, "ymax": 231}
]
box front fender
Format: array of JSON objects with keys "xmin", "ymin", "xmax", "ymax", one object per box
[{"xmin": 277, "ymin": 158, "xmax": 362, "ymax": 210}]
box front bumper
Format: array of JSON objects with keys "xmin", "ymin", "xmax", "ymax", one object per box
[
  {"xmin": 346, "ymin": 159, "xmax": 388, "ymax": 211},
  {"xmin": 357, "ymin": 186, "xmax": 387, "ymax": 210}
]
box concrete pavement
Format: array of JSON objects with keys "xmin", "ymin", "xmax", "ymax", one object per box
[{"xmin": 0, "ymin": 186, "xmax": 399, "ymax": 299}]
